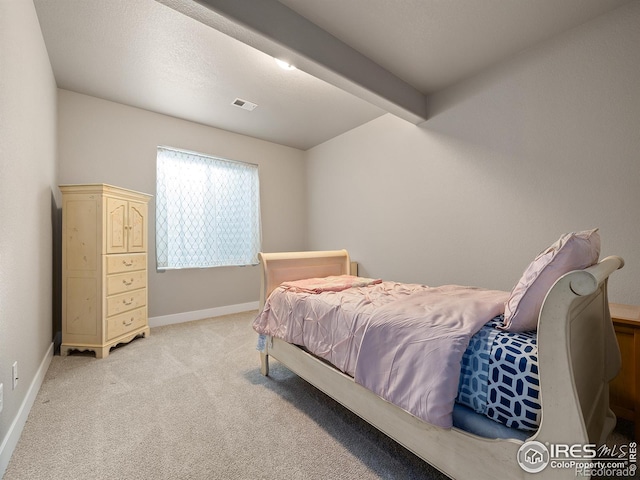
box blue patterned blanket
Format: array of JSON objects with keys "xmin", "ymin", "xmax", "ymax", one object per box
[{"xmin": 457, "ymin": 316, "xmax": 540, "ymax": 431}]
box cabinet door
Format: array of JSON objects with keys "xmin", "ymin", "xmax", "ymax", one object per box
[
  {"xmin": 106, "ymin": 197, "xmax": 128, "ymax": 253},
  {"xmin": 128, "ymin": 200, "xmax": 148, "ymax": 252}
]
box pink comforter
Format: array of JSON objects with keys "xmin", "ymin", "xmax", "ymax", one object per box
[
  {"xmin": 253, "ymin": 280, "xmax": 508, "ymax": 428},
  {"xmin": 281, "ymin": 275, "xmax": 382, "ymax": 294}
]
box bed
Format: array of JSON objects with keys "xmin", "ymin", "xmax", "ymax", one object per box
[{"xmin": 253, "ymin": 235, "xmax": 624, "ymax": 479}]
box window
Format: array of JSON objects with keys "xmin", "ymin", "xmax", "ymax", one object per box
[{"xmin": 155, "ymin": 146, "xmax": 261, "ymax": 270}]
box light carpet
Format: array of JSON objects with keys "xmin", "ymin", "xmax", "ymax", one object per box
[{"xmin": 3, "ymin": 311, "xmax": 633, "ymax": 480}]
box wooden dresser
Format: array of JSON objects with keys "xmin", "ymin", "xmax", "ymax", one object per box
[
  {"xmin": 60, "ymin": 184, "xmax": 152, "ymax": 358},
  {"xmin": 609, "ymin": 303, "xmax": 640, "ymax": 440}
]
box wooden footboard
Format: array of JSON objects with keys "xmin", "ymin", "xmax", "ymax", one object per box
[
  {"xmin": 257, "ymin": 251, "xmax": 625, "ymax": 480},
  {"xmin": 535, "ymin": 255, "xmax": 624, "ymax": 446}
]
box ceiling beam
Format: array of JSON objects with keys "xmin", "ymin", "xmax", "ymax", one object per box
[{"xmin": 158, "ymin": 0, "xmax": 429, "ymax": 123}]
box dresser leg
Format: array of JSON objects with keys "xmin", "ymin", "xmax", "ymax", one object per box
[{"xmin": 95, "ymin": 346, "xmax": 110, "ymax": 359}]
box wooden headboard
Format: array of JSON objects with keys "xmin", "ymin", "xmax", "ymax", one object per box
[{"xmin": 258, "ymin": 250, "xmax": 351, "ymax": 308}]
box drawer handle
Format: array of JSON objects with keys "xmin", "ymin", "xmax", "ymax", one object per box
[
  {"xmin": 122, "ymin": 318, "xmax": 134, "ymax": 327},
  {"xmin": 122, "ymin": 260, "xmax": 134, "ymax": 267},
  {"xmin": 122, "ymin": 298, "xmax": 134, "ymax": 306},
  {"xmin": 122, "ymin": 279, "xmax": 134, "ymax": 286}
]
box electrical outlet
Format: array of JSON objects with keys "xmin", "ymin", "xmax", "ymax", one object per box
[
  {"xmin": 0, "ymin": 383, "xmax": 3, "ymax": 413},
  {"xmin": 12, "ymin": 361, "xmax": 18, "ymax": 390}
]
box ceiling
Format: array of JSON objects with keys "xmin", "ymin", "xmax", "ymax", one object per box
[{"xmin": 34, "ymin": 0, "xmax": 631, "ymax": 150}]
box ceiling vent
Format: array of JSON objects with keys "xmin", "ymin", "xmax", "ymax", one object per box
[{"xmin": 232, "ymin": 98, "xmax": 258, "ymax": 111}]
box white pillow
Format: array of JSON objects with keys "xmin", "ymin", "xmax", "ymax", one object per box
[{"xmin": 501, "ymin": 229, "xmax": 601, "ymax": 332}]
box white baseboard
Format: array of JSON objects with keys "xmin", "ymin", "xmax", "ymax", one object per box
[
  {"xmin": 148, "ymin": 301, "xmax": 259, "ymax": 328},
  {"xmin": 0, "ymin": 342, "xmax": 54, "ymax": 478}
]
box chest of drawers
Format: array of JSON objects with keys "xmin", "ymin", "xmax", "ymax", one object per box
[{"xmin": 60, "ymin": 184, "xmax": 152, "ymax": 358}]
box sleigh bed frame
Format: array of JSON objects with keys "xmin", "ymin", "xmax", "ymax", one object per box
[{"xmin": 256, "ymin": 250, "xmax": 624, "ymax": 479}]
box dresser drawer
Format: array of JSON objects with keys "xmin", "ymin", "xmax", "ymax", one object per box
[
  {"xmin": 106, "ymin": 254, "xmax": 146, "ymax": 274},
  {"xmin": 106, "ymin": 288, "xmax": 146, "ymax": 317},
  {"xmin": 106, "ymin": 271, "xmax": 147, "ymax": 296},
  {"xmin": 106, "ymin": 306, "xmax": 146, "ymax": 341}
]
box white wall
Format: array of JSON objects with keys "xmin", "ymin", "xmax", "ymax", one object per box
[
  {"xmin": 306, "ymin": 1, "xmax": 640, "ymax": 305},
  {"xmin": 0, "ymin": 0, "xmax": 58, "ymax": 472},
  {"xmin": 57, "ymin": 90, "xmax": 307, "ymax": 318}
]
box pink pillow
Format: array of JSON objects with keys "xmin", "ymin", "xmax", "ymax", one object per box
[{"xmin": 501, "ymin": 229, "xmax": 600, "ymax": 332}]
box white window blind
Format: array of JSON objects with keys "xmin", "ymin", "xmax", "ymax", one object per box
[{"xmin": 156, "ymin": 147, "xmax": 261, "ymax": 270}]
